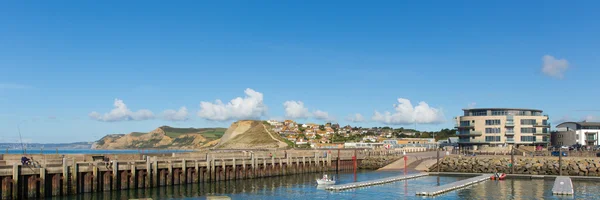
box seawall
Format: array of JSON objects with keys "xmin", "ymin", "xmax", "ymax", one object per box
[
  {"xmin": 0, "ymin": 149, "xmax": 361, "ymax": 199},
  {"xmin": 430, "ymin": 156, "xmax": 600, "ymax": 176}
]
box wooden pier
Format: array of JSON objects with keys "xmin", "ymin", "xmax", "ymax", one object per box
[
  {"xmin": 416, "ymin": 174, "xmax": 490, "ymax": 196},
  {"xmin": 325, "ymin": 172, "xmax": 428, "ymax": 191},
  {"xmin": 0, "ymin": 149, "xmax": 374, "ymax": 199}
]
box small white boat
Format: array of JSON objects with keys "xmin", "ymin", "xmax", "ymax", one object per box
[{"xmin": 316, "ymin": 174, "xmax": 336, "ymax": 185}]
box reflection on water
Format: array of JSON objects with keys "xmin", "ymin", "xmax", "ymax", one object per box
[{"xmin": 47, "ymin": 171, "xmax": 600, "ymax": 200}]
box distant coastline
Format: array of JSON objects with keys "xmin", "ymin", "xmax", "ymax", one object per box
[{"xmin": 2, "ymin": 148, "xmax": 193, "ymax": 155}]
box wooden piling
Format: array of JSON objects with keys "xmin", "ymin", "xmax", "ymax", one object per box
[
  {"xmin": 12, "ymin": 164, "xmax": 19, "ymax": 200},
  {"xmin": 39, "ymin": 167, "xmax": 46, "ymax": 197}
]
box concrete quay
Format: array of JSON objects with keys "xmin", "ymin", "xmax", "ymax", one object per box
[
  {"xmin": 325, "ymin": 172, "xmax": 428, "ymax": 191},
  {"xmin": 416, "ymin": 174, "xmax": 490, "ymax": 196}
]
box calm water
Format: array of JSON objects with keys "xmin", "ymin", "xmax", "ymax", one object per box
[
  {"xmin": 4, "ymin": 149, "xmax": 192, "ymax": 154},
  {"xmin": 44, "ymin": 170, "xmax": 600, "ymax": 200}
]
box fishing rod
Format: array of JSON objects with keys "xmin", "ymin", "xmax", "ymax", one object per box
[{"xmin": 18, "ymin": 124, "xmax": 25, "ymax": 155}]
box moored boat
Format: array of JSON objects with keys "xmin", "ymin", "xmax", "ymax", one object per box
[{"xmin": 316, "ymin": 174, "xmax": 336, "ymax": 185}]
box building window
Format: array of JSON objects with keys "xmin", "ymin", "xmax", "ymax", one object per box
[
  {"xmin": 485, "ymin": 119, "xmax": 501, "ymax": 125},
  {"xmin": 583, "ymin": 126, "xmax": 600, "ymax": 129},
  {"xmin": 521, "ymin": 128, "xmax": 536, "ymax": 133},
  {"xmin": 485, "ymin": 128, "xmax": 501, "ymax": 134},
  {"xmin": 521, "ymin": 136, "xmax": 536, "ymax": 142},
  {"xmin": 491, "ymin": 110, "xmax": 507, "ymax": 116},
  {"xmin": 485, "ymin": 136, "xmax": 501, "ymax": 142},
  {"xmin": 520, "ymin": 119, "xmax": 536, "ymax": 125},
  {"xmin": 471, "ymin": 110, "xmax": 487, "ymax": 116}
]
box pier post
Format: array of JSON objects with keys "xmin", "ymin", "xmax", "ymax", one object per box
[
  {"xmin": 40, "ymin": 167, "xmax": 46, "ymax": 197},
  {"xmin": 222, "ymin": 159, "xmax": 226, "ymax": 181},
  {"xmin": 302, "ymin": 156, "xmax": 306, "ymax": 169},
  {"xmin": 152, "ymin": 157, "xmax": 158, "ymax": 187},
  {"xmin": 232, "ymin": 158, "xmax": 237, "ymax": 180},
  {"xmin": 194, "ymin": 160, "xmax": 200, "ymax": 183},
  {"xmin": 92, "ymin": 164, "xmax": 98, "ymax": 192},
  {"xmin": 130, "ymin": 164, "xmax": 137, "ymax": 189},
  {"xmin": 263, "ymin": 158, "xmax": 267, "ymax": 177},
  {"xmin": 73, "ymin": 162, "xmax": 79, "ymax": 194},
  {"xmin": 62, "ymin": 158, "xmax": 69, "ymax": 196},
  {"xmin": 12, "ymin": 164, "xmax": 20, "ymax": 200},
  {"xmin": 211, "ymin": 159, "xmax": 216, "ymax": 182},
  {"xmin": 207, "ymin": 158, "xmax": 212, "ymax": 182},
  {"xmin": 112, "ymin": 161, "xmax": 119, "ymax": 190},
  {"xmin": 242, "ymin": 159, "xmax": 246, "ymax": 179},
  {"xmin": 559, "ymin": 149, "xmax": 563, "ymax": 176},
  {"xmin": 279, "ymin": 158, "xmax": 283, "ymax": 176},
  {"xmin": 167, "ymin": 161, "xmax": 173, "ymax": 186},
  {"xmin": 250, "ymin": 156, "xmax": 255, "ymax": 178},
  {"xmin": 182, "ymin": 159, "xmax": 187, "ymax": 184},
  {"xmin": 145, "ymin": 158, "xmax": 151, "ymax": 188}
]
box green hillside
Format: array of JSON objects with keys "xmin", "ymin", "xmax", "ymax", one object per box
[{"xmin": 159, "ymin": 126, "xmax": 226, "ymax": 138}]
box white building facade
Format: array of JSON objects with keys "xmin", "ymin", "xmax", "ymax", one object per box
[{"xmin": 556, "ymin": 122, "xmax": 600, "ymax": 146}]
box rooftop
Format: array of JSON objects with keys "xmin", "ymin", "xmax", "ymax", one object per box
[
  {"xmin": 462, "ymin": 108, "xmax": 543, "ymax": 112},
  {"xmin": 556, "ymin": 121, "xmax": 600, "ymax": 128}
]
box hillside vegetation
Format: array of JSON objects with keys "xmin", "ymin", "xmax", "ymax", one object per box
[{"xmin": 93, "ymin": 126, "xmax": 226, "ymax": 149}]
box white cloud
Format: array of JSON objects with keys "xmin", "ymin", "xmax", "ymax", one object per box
[
  {"xmin": 89, "ymin": 99, "xmax": 155, "ymax": 122},
  {"xmin": 467, "ymin": 102, "xmax": 477, "ymax": 109},
  {"xmin": 313, "ymin": 110, "xmax": 336, "ymax": 122},
  {"xmin": 197, "ymin": 88, "xmax": 267, "ymax": 121},
  {"xmin": 371, "ymin": 98, "xmax": 445, "ymax": 125},
  {"xmin": 283, "ymin": 101, "xmax": 311, "ymax": 119},
  {"xmin": 542, "ymin": 55, "xmax": 569, "ymax": 79},
  {"xmin": 162, "ymin": 107, "xmax": 189, "ymax": 121},
  {"xmin": 346, "ymin": 113, "xmax": 365, "ymax": 123}
]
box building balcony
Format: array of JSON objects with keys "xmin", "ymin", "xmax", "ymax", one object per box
[
  {"xmin": 534, "ymin": 122, "xmax": 550, "ymax": 127},
  {"xmin": 586, "ymin": 139, "xmax": 597, "ymax": 142},
  {"xmin": 458, "ymin": 138, "xmax": 489, "ymax": 144},
  {"xmin": 505, "ymin": 131, "xmax": 515, "ymax": 136},
  {"xmin": 455, "ymin": 123, "xmax": 474, "ymax": 129},
  {"xmin": 505, "ymin": 121, "xmax": 515, "ymax": 127},
  {"xmin": 533, "ymin": 132, "xmax": 550, "ymax": 136},
  {"xmin": 506, "ymin": 138, "xmax": 515, "ymax": 143},
  {"xmin": 586, "ymin": 132, "xmax": 597, "ymax": 135},
  {"xmin": 456, "ymin": 131, "xmax": 483, "ymax": 136}
]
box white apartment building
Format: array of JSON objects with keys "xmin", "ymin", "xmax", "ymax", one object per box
[{"xmin": 556, "ymin": 121, "xmax": 600, "ymax": 146}]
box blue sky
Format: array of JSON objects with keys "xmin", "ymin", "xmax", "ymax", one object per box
[{"xmin": 1, "ymin": 1, "xmax": 599, "ymax": 143}]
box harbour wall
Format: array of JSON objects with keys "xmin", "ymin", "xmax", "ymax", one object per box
[
  {"xmin": 431, "ymin": 156, "xmax": 600, "ymax": 176},
  {"xmin": 0, "ymin": 148, "xmax": 428, "ymax": 199}
]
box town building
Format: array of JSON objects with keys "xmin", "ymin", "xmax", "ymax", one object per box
[
  {"xmin": 555, "ymin": 121, "xmax": 600, "ymax": 146},
  {"xmin": 455, "ymin": 108, "xmax": 550, "ymax": 148}
]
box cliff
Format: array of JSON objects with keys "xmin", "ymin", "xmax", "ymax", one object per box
[
  {"xmin": 93, "ymin": 126, "xmax": 226, "ymax": 149},
  {"xmin": 213, "ymin": 120, "xmax": 289, "ymax": 149}
]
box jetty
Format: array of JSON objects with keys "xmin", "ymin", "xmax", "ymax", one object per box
[
  {"xmin": 552, "ymin": 176, "xmax": 574, "ymax": 195},
  {"xmin": 0, "ymin": 148, "xmax": 427, "ymax": 199},
  {"xmin": 416, "ymin": 174, "xmax": 490, "ymax": 196},
  {"xmin": 325, "ymin": 172, "xmax": 428, "ymax": 191}
]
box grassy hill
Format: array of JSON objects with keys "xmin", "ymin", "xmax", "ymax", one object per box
[{"xmin": 93, "ymin": 126, "xmax": 227, "ymax": 149}]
